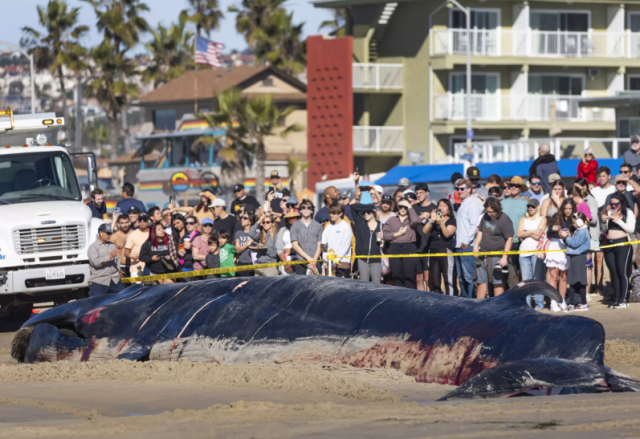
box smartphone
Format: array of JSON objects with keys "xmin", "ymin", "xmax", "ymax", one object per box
[
  {"xmin": 360, "ymin": 185, "xmax": 371, "ymax": 192},
  {"xmin": 169, "ymin": 196, "xmax": 173, "ymax": 204},
  {"xmin": 355, "ymin": 167, "xmax": 359, "ymax": 173},
  {"xmin": 436, "ymin": 209, "xmax": 442, "ymax": 219},
  {"xmin": 263, "ymin": 201, "xmax": 270, "ymax": 211}
]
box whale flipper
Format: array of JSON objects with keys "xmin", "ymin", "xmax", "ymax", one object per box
[{"xmin": 439, "ymin": 358, "xmax": 608, "ymax": 400}]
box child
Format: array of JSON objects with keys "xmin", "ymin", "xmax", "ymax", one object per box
[
  {"xmin": 560, "ymin": 213, "xmax": 591, "ymax": 311},
  {"xmin": 205, "ymin": 236, "xmax": 220, "ymax": 279},
  {"xmin": 217, "ymin": 230, "xmax": 236, "ymax": 278}
]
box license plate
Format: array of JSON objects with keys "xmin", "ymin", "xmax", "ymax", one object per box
[{"xmin": 45, "ymin": 268, "xmax": 65, "ymax": 280}]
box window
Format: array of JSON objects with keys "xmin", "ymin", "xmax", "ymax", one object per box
[
  {"xmin": 530, "ymin": 11, "xmax": 589, "ymax": 31},
  {"xmin": 629, "ymin": 77, "xmax": 640, "ymax": 91},
  {"xmin": 451, "ymin": 10, "xmax": 499, "ymax": 29},
  {"xmin": 262, "ymin": 78, "xmax": 274, "ymax": 87},
  {"xmin": 154, "ymin": 109, "xmax": 177, "ymax": 131},
  {"xmin": 619, "ymin": 118, "xmax": 640, "ymax": 138},
  {"xmin": 451, "ymin": 73, "xmax": 499, "ymax": 94},
  {"xmin": 528, "ymin": 75, "xmax": 584, "ymax": 96}
]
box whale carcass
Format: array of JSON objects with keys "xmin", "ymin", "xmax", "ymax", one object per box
[{"xmin": 11, "ymin": 277, "xmax": 640, "ymax": 399}]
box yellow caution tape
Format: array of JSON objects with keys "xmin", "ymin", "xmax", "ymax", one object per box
[
  {"xmin": 121, "ymin": 259, "xmax": 322, "ymax": 284},
  {"xmin": 122, "ymin": 240, "xmax": 640, "ymax": 283}
]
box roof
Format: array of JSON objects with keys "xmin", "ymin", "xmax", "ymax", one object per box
[
  {"xmin": 579, "ymin": 94, "xmax": 640, "ymax": 108},
  {"xmin": 138, "ymin": 66, "xmax": 307, "ymax": 105}
]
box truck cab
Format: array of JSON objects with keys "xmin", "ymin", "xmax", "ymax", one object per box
[{"xmin": 0, "ymin": 110, "xmax": 102, "ymax": 310}]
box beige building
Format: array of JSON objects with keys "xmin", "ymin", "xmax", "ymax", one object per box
[
  {"xmin": 137, "ymin": 65, "xmax": 307, "ymax": 161},
  {"xmin": 313, "ymin": 0, "xmax": 640, "ymax": 172}
]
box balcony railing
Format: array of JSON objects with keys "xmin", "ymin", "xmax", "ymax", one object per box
[
  {"xmin": 352, "ymin": 63, "xmax": 403, "ymax": 90},
  {"xmin": 434, "ymin": 94, "xmax": 615, "ymax": 123},
  {"xmin": 452, "ymin": 137, "xmax": 629, "ymax": 164},
  {"xmin": 432, "ymin": 29, "xmax": 633, "ymax": 58},
  {"xmin": 353, "ymin": 126, "xmax": 403, "ymax": 153}
]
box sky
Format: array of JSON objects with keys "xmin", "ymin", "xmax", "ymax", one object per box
[{"xmin": 2, "ymin": 0, "xmax": 332, "ymax": 54}]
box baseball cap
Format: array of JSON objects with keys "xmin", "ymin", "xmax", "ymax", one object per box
[
  {"xmin": 374, "ymin": 185, "xmax": 383, "ymax": 194},
  {"xmin": 128, "ymin": 206, "xmax": 141, "ymax": 214},
  {"xmin": 270, "ymin": 170, "xmax": 281, "ymax": 178},
  {"xmin": 404, "ymin": 191, "xmax": 418, "ymax": 201},
  {"xmin": 233, "ymin": 184, "xmax": 244, "ymax": 192},
  {"xmin": 210, "ymin": 198, "xmax": 226, "ymax": 208},
  {"xmin": 415, "ymin": 183, "xmax": 429, "ymax": 192},
  {"xmin": 98, "ymin": 224, "xmax": 112, "ymax": 234},
  {"xmin": 451, "ymin": 172, "xmax": 463, "ymax": 185},
  {"xmin": 381, "ymin": 195, "xmax": 393, "ymax": 203},
  {"xmin": 286, "ymin": 196, "xmax": 299, "ymax": 205},
  {"xmin": 548, "ymin": 173, "xmax": 561, "ymax": 183},
  {"xmin": 201, "ymin": 217, "xmax": 214, "ymax": 225},
  {"xmin": 398, "ymin": 177, "xmax": 410, "ymax": 188},
  {"xmin": 526, "ymin": 198, "xmax": 540, "ymax": 208},
  {"xmin": 139, "ymin": 213, "xmax": 149, "ymax": 222},
  {"xmin": 467, "ymin": 166, "xmax": 481, "ymax": 180}
]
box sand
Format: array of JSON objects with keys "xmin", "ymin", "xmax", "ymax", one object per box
[{"xmin": 2, "ymin": 300, "xmax": 640, "ymax": 438}]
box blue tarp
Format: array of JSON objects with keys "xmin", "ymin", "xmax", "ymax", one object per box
[{"xmin": 376, "ymin": 158, "xmax": 624, "ymax": 185}]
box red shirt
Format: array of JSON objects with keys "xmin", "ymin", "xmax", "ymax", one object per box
[{"xmin": 577, "ymin": 159, "xmax": 598, "ymax": 185}]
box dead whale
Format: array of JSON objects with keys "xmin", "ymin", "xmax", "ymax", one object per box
[{"xmin": 11, "ymin": 277, "xmax": 640, "ymax": 398}]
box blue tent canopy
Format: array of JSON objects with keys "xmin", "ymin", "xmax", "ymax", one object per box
[
  {"xmin": 375, "ymin": 164, "xmax": 463, "ymax": 185},
  {"xmin": 376, "ymin": 158, "xmax": 624, "ymax": 185}
]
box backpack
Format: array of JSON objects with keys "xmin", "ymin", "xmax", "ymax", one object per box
[{"xmin": 628, "ymin": 270, "xmax": 640, "ymax": 303}]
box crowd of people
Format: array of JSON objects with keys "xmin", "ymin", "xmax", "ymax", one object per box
[{"xmin": 87, "ymin": 139, "xmax": 640, "ymax": 312}]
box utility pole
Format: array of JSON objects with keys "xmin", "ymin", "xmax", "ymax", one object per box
[{"xmin": 75, "ymin": 78, "xmax": 82, "ymax": 152}]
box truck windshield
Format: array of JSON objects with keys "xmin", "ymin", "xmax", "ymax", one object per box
[{"xmin": 0, "ymin": 151, "xmax": 81, "ymax": 204}]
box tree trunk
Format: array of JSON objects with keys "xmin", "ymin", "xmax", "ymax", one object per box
[
  {"xmin": 255, "ymin": 140, "xmax": 266, "ymax": 203},
  {"xmin": 109, "ymin": 118, "xmax": 119, "ymax": 160},
  {"xmin": 122, "ymin": 105, "xmax": 131, "ymax": 153}
]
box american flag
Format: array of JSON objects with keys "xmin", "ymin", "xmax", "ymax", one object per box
[{"xmin": 195, "ymin": 36, "xmax": 224, "ymax": 68}]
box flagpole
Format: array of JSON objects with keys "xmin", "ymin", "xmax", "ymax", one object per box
[{"xmin": 194, "ymin": 38, "xmax": 199, "ymax": 114}]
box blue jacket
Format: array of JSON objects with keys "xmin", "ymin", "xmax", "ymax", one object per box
[
  {"xmin": 565, "ymin": 227, "xmax": 590, "ymax": 255},
  {"xmin": 536, "ymin": 160, "xmax": 560, "ymax": 193}
]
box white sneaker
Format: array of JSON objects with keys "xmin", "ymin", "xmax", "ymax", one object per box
[
  {"xmin": 559, "ymin": 301, "xmax": 569, "ymax": 312},
  {"xmin": 587, "ymin": 293, "xmax": 593, "ymax": 302},
  {"xmin": 550, "ymin": 300, "xmax": 562, "ymax": 313},
  {"xmin": 613, "ymin": 303, "xmax": 627, "ymax": 309}
]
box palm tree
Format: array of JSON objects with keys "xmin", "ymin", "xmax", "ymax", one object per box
[
  {"xmin": 144, "ymin": 11, "xmax": 194, "ymax": 89},
  {"xmin": 244, "ymin": 94, "xmax": 303, "ymax": 201},
  {"xmin": 198, "ymin": 89, "xmax": 253, "ymax": 201},
  {"xmin": 231, "ymin": 0, "xmax": 305, "ymax": 76},
  {"xmin": 85, "ymin": 40, "xmax": 138, "ymax": 158},
  {"xmin": 319, "ymin": 8, "xmax": 346, "ymax": 37},
  {"xmin": 22, "ymin": 0, "xmax": 88, "ymax": 144},
  {"xmin": 185, "ymin": 0, "xmax": 224, "ymax": 37},
  {"xmin": 286, "ymin": 156, "xmax": 308, "ymax": 195},
  {"xmin": 82, "ymin": 0, "xmax": 149, "ymax": 154}
]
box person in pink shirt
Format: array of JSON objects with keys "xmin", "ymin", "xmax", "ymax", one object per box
[{"xmin": 568, "ymin": 187, "xmax": 592, "ymax": 221}]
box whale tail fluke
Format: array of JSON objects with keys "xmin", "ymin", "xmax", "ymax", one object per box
[
  {"xmin": 496, "ymin": 280, "xmax": 562, "ymax": 306},
  {"xmin": 439, "ymin": 358, "xmax": 609, "ymax": 400}
]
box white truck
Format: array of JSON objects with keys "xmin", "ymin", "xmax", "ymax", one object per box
[{"xmin": 0, "ymin": 109, "xmax": 102, "ymax": 316}]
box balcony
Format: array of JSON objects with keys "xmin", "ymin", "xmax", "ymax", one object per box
[
  {"xmin": 353, "ymin": 126, "xmax": 404, "ymax": 153},
  {"xmin": 432, "ymin": 29, "xmax": 634, "ymax": 58},
  {"xmin": 452, "ymin": 137, "xmax": 629, "ymax": 164},
  {"xmin": 434, "ymin": 94, "xmax": 615, "ymax": 123},
  {"xmin": 352, "ymin": 63, "xmax": 403, "ymax": 90}
]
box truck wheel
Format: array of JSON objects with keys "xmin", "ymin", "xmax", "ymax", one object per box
[{"xmin": 6, "ymin": 303, "xmax": 33, "ymax": 322}]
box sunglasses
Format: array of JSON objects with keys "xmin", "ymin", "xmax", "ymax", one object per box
[
  {"xmin": 203, "ymin": 224, "xmax": 213, "ymax": 227},
  {"xmin": 456, "ymin": 187, "xmax": 469, "ymax": 192},
  {"xmin": 263, "ymin": 221, "xmax": 272, "ymax": 224},
  {"xmin": 240, "ymin": 216, "xmax": 250, "ymax": 220},
  {"xmin": 300, "ymin": 206, "xmax": 313, "ymax": 211},
  {"xmin": 621, "ymin": 170, "xmax": 631, "ymax": 174},
  {"xmin": 617, "ymin": 181, "xmax": 627, "ymax": 185},
  {"xmin": 527, "ymin": 205, "xmax": 537, "ymax": 209},
  {"xmin": 530, "ymin": 181, "xmax": 541, "ymax": 186},
  {"xmin": 398, "ymin": 205, "xmax": 409, "ymax": 209},
  {"xmin": 611, "ymin": 202, "xmax": 621, "ymax": 207},
  {"xmin": 186, "ymin": 222, "xmax": 196, "ymax": 225},
  {"xmin": 509, "ymin": 184, "xmax": 520, "ymax": 188},
  {"xmin": 363, "ymin": 211, "xmax": 373, "ymax": 215}
]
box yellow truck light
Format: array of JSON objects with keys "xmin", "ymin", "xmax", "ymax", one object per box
[{"xmin": 43, "ymin": 119, "xmax": 54, "ymax": 125}]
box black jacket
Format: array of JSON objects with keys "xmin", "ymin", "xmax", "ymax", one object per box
[
  {"xmin": 139, "ymin": 239, "xmax": 178, "ymax": 274},
  {"xmin": 351, "ymin": 204, "xmax": 382, "ymax": 261}
]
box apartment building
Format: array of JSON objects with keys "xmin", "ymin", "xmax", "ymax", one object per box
[{"xmin": 311, "ymin": 0, "xmax": 640, "ymax": 174}]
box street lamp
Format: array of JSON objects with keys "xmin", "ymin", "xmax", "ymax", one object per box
[
  {"xmin": 429, "ymin": 0, "xmax": 472, "ymax": 154},
  {"xmin": 0, "ymin": 42, "xmax": 36, "ymax": 114}
]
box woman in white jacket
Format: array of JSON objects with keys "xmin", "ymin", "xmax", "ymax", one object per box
[{"xmin": 601, "ymin": 193, "xmax": 636, "ymax": 309}]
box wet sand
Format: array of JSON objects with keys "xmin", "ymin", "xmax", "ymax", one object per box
[{"xmin": 1, "ymin": 298, "xmax": 640, "ymax": 438}]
